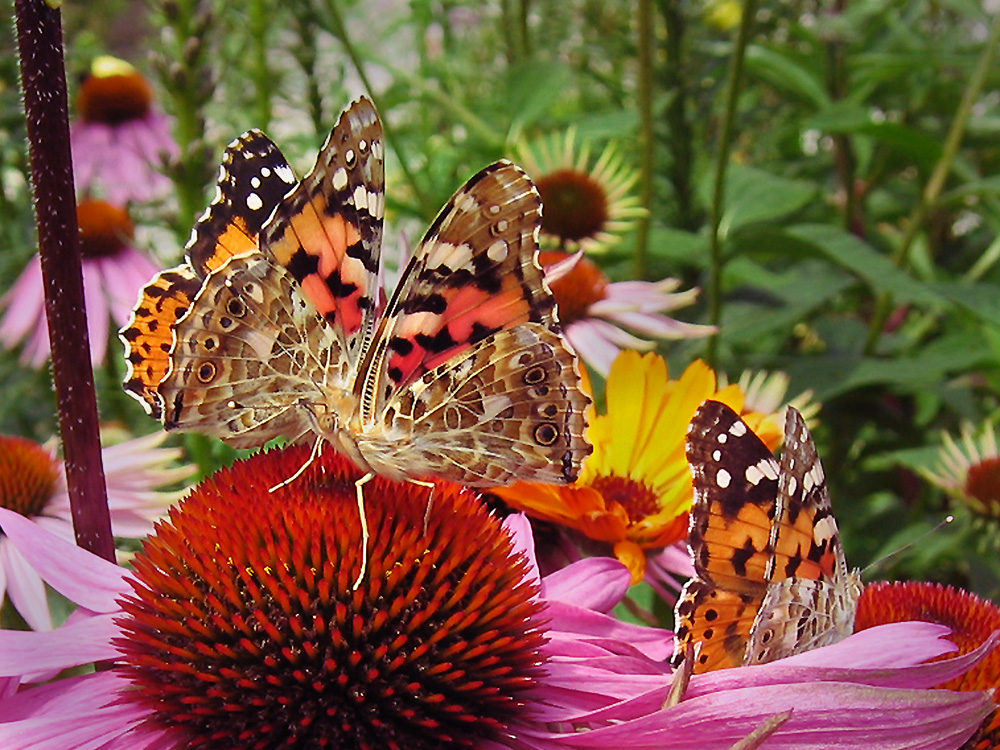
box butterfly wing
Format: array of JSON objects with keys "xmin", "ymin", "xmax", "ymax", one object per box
[
  {"xmin": 187, "ymin": 130, "xmax": 297, "ymax": 275},
  {"xmin": 261, "ymin": 97, "xmax": 384, "ymax": 376},
  {"xmin": 352, "ymin": 161, "xmax": 590, "ymax": 485},
  {"xmin": 745, "ymin": 406, "xmax": 860, "ymax": 665},
  {"xmin": 675, "ymin": 399, "xmax": 780, "ymax": 673},
  {"xmin": 156, "ymin": 254, "xmax": 334, "ymax": 448},
  {"xmin": 120, "ymin": 130, "xmax": 297, "ymax": 417}
]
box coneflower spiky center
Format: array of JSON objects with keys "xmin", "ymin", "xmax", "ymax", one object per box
[{"xmin": 116, "ymin": 448, "xmax": 546, "ymax": 750}]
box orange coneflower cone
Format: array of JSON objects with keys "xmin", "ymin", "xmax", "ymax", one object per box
[{"xmin": 856, "ymin": 581, "xmax": 1000, "ymax": 749}]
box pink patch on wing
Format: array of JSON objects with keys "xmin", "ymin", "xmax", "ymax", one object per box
[{"xmin": 387, "ymin": 280, "xmax": 533, "ymax": 386}]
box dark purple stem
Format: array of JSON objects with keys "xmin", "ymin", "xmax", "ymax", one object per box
[{"xmin": 14, "ymin": 0, "xmax": 114, "ymax": 562}]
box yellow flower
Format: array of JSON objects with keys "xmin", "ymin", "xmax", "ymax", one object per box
[{"xmin": 495, "ymin": 351, "xmax": 782, "ymax": 582}]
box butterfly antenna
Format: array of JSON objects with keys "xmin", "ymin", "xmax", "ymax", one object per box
[
  {"xmin": 861, "ymin": 515, "xmax": 955, "ymax": 577},
  {"xmin": 269, "ymin": 436, "xmax": 324, "ymax": 493},
  {"xmin": 352, "ymin": 473, "xmax": 374, "ymax": 590}
]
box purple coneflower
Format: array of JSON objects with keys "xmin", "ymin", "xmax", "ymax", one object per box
[
  {"xmin": 70, "ymin": 56, "xmax": 178, "ymax": 205},
  {"xmin": 0, "ymin": 446, "xmax": 993, "ymax": 748},
  {"xmin": 0, "ymin": 431, "xmax": 190, "ymax": 631},
  {"xmin": 0, "ymin": 198, "xmax": 162, "ymax": 367},
  {"xmin": 542, "ymin": 251, "xmax": 714, "ymax": 376}
]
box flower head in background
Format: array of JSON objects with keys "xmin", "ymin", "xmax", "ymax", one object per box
[
  {"xmin": 543, "ymin": 251, "xmax": 715, "ymax": 376},
  {"xmin": 924, "ymin": 421, "xmax": 1000, "ymax": 524},
  {"xmin": 856, "ymin": 581, "xmax": 1000, "ymax": 748},
  {"xmin": 0, "ymin": 431, "xmax": 190, "ymax": 630},
  {"xmin": 718, "ymin": 368, "xmax": 820, "ymax": 428},
  {"xmin": 514, "ymin": 130, "xmax": 644, "ymax": 253},
  {"xmin": 496, "ymin": 352, "xmax": 782, "ymax": 582},
  {"xmin": 0, "ymin": 447, "xmax": 681, "ymax": 749},
  {"xmin": 0, "ymin": 198, "xmax": 161, "ymax": 368},
  {"xmin": 71, "ymin": 56, "xmax": 178, "ymax": 205}
]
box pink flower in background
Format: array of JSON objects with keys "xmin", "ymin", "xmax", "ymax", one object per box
[
  {"xmin": 0, "ymin": 431, "xmax": 191, "ymax": 631},
  {"xmin": 543, "ymin": 251, "xmax": 715, "ymax": 375},
  {"xmin": 0, "ymin": 198, "xmax": 161, "ymax": 368},
  {"xmin": 70, "ymin": 56, "xmax": 178, "ymax": 205}
]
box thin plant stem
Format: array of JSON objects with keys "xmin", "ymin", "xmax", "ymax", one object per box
[
  {"xmin": 705, "ymin": 0, "xmax": 758, "ymax": 369},
  {"xmin": 13, "ymin": 0, "xmax": 114, "ymax": 562},
  {"xmin": 249, "ymin": 0, "xmax": 274, "ymax": 132},
  {"xmin": 660, "ymin": 0, "xmax": 696, "ymax": 231},
  {"xmin": 863, "ymin": 11, "xmax": 1000, "ymax": 355},
  {"xmin": 635, "ymin": 0, "xmax": 654, "ymax": 280},
  {"xmin": 320, "ymin": 0, "xmax": 432, "ymax": 217}
]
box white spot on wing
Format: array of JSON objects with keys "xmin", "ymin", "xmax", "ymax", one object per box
[
  {"xmin": 716, "ymin": 468, "xmax": 731, "ymax": 488},
  {"xmin": 332, "ymin": 167, "xmax": 348, "ymax": 191},
  {"xmin": 729, "ymin": 421, "xmax": 747, "ymax": 437},
  {"xmin": 247, "ymin": 193, "xmax": 263, "ymax": 211},
  {"xmin": 486, "ymin": 240, "xmax": 508, "ymax": 262}
]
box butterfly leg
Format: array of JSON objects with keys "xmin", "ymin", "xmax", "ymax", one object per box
[
  {"xmin": 268, "ymin": 436, "xmax": 325, "ymax": 493},
  {"xmin": 409, "ymin": 479, "xmax": 436, "ymax": 536},
  {"xmin": 352, "ymin": 472, "xmax": 374, "ymax": 591}
]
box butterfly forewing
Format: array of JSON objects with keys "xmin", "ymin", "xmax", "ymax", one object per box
[
  {"xmin": 187, "ymin": 130, "xmax": 297, "ymax": 276},
  {"xmin": 262, "ymin": 98, "xmax": 384, "ymax": 376}
]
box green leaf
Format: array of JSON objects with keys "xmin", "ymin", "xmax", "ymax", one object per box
[
  {"xmin": 715, "ymin": 165, "xmax": 818, "ymax": 235},
  {"xmin": 745, "ymin": 44, "xmax": 829, "ymax": 109},
  {"xmin": 504, "ymin": 62, "xmax": 573, "ymax": 138},
  {"xmin": 786, "ymin": 224, "xmax": 946, "ymax": 306}
]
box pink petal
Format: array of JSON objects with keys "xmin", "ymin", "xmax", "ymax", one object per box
[
  {"xmin": 0, "ymin": 615, "xmax": 121, "ymax": 676},
  {"xmin": 542, "ymin": 557, "xmax": 631, "ymax": 612},
  {"xmin": 0, "ymin": 508, "xmax": 129, "ymax": 612},
  {"xmin": 0, "ymin": 540, "xmax": 51, "ymax": 631}
]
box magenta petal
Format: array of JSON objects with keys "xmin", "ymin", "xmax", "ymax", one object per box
[
  {"xmin": 541, "ymin": 557, "xmax": 631, "ymax": 612},
  {"xmin": 0, "ymin": 672, "xmax": 154, "ymax": 749},
  {"xmin": 0, "ymin": 508, "xmax": 129, "ymax": 611},
  {"xmin": 0, "ymin": 541, "xmax": 52, "ymax": 631},
  {"xmin": 545, "ymin": 600, "xmax": 674, "ymax": 661},
  {"xmin": 0, "ymin": 615, "xmax": 120, "ymax": 676},
  {"xmin": 559, "ymin": 682, "xmax": 993, "ymax": 750},
  {"xmin": 776, "ymin": 622, "xmax": 957, "ymax": 669}
]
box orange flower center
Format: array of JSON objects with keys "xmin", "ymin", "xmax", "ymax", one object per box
[
  {"xmin": 539, "ymin": 251, "xmax": 609, "ymax": 325},
  {"xmin": 589, "ymin": 474, "xmax": 659, "ymax": 523},
  {"xmin": 0, "ymin": 436, "xmax": 58, "ymax": 518},
  {"xmin": 965, "ymin": 456, "xmax": 1000, "ymax": 517},
  {"xmin": 77, "ymin": 71, "xmax": 153, "ymax": 125},
  {"xmin": 77, "ymin": 199, "xmax": 134, "ymax": 258},
  {"xmin": 535, "ymin": 168, "xmax": 609, "ymax": 244}
]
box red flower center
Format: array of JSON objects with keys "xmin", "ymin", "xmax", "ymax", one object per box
[
  {"xmin": 589, "ymin": 473, "xmax": 659, "ymax": 522},
  {"xmin": 965, "ymin": 456, "xmax": 1000, "ymax": 517},
  {"xmin": 77, "ymin": 199, "xmax": 134, "ymax": 258},
  {"xmin": 535, "ymin": 168, "xmax": 609, "ymax": 244},
  {"xmin": 539, "ymin": 251, "xmax": 609, "ymax": 325},
  {"xmin": 77, "ymin": 70, "xmax": 153, "ymax": 125},
  {"xmin": 0, "ymin": 435, "xmax": 58, "ymax": 518},
  {"xmin": 116, "ymin": 447, "xmax": 546, "ymax": 750}
]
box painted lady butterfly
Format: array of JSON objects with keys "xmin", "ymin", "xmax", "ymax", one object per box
[
  {"xmin": 120, "ymin": 98, "xmax": 591, "ymax": 579},
  {"xmin": 673, "ymin": 400, "xmax": 862, "ymax": 673}
]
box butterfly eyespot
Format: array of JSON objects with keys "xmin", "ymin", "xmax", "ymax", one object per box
[
  {"xmin": 202, "ymin": 336, "xmax": 217, "ymax": 351},
  {"xmin": 218, "ymin": 316, "xmax": 233, "ymax": 329},
  {"xmin": 523, "ymin": 365, "xmax": 547, "ymax": 385},
  {"xmin": 197, "ymin": 362, "xmax": 217, "ymax": 383},
  {"xmin": 533, "ymin": 422, "xmax": 559, "ymax": 446},
  {"xmin": 345, "ymin": 148, "xmax": 356, "ymax": 167},
  {"xmin": 226, "ymin": 298, "xmax": 247, "ymax": 317},
  {"xmin": 537, "ymin": 402, "xmax": 558, "ymax": 419}
]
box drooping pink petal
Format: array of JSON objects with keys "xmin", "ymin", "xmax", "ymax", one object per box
[
  {"xmin": 0, "ymin": 507, "xmax": 130, "ymax": 612},
  {"xmin": 0, "ymin": 539, "xmax": 51, "ymax": 631},
  {"xmin": 0, "ymin": 615, "xmax": 121, "ymax": 676}
]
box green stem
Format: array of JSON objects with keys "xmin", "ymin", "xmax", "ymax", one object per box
[
  {"xmin": 13, "ymin": 0, "xmax": 114, "ymax": 562},
  {"xmin": 660, "ymin": 0, "xmax": 696, "ymax": 231},
  {"xmin": 705, "ymin": 0, "xmax": 758, "ymax": 369},
  {"xmin": 634, "ymin": 0, "xmax": 654, "ymax": 280},
  {"xmin": 320, "ymin": 0, "xmax": 432, "ymax": 217},
  {"xmin": 863, "ymin": 10, "xmax": 1000, "ymax": 355},
  {"xmin": 249, "ymin": 0, "xmax": 273, "ymax": 132}
]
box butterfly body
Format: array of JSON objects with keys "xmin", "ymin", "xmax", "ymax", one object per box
[
  {"xmin": 674, "ymin": 400, "xmax": 861, "ymax": 673},
  {"xmin": 121, "ymin": 98, "xmax": 590, "ymax": 489}
]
